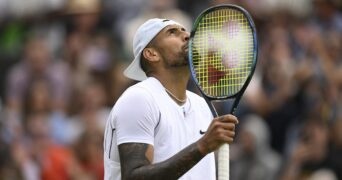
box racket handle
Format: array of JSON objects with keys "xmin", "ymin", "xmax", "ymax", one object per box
[{"xmin": 218, "ymin": 143, "xmax": 229, "ymax": 180}]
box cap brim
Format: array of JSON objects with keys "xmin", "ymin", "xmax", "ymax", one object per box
[{"xmin": 123, "ymin": 52, "xmax": 147, "ymax": 81}]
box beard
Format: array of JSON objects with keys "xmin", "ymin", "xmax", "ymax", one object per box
[{"xmin": 163, "ymin": 51, "xmax": 189, "ymax": 69}]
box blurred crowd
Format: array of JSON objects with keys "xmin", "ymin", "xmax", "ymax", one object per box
[{"xmin": 0, "ymin": 0, "xmax": 341, "ymax": 179}]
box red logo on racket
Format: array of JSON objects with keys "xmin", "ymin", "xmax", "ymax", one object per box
[{"xmin": 208, "ymin": 64, "xmax": 225, "ymax": 85}]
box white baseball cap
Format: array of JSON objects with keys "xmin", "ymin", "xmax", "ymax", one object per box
[{"xmin": 124, "ymin": 18, "xmax": 181, "ymax": 81}]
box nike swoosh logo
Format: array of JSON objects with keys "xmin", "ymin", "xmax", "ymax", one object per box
[{"xmin": 199, "ymin": 130, "xmax": 206, "ymax": 135}]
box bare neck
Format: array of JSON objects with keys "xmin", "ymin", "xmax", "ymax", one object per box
[{"xmin": 151, "ymin": 66, "xmax": 189, "ymax": 105}]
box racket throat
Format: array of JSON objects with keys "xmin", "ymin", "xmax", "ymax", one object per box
[
  {"xmin": 230, "ymin": 94, "xmax": 243, "ymax": 114},
  {"xmin": 205, "ymin": 98, "xmax": 218, "ymax": 117}
]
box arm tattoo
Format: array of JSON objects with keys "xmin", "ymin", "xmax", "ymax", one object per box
[{"xmin": 119, "ymin": 142, "xmax": 205, "ymax": 180}]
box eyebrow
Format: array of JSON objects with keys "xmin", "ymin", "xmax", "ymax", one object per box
[{"xmin": 164, "ymin": 26, "xmax": 186, "ymax": 33}]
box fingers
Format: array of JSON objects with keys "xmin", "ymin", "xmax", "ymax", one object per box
[
  {"xmin": 212, "ymin": 115, "xmax": 238, "ymax": 131},
  {"xmin": 217, "ymin": 114, "xmax": 239, "ymax": 124},
  {"xmin": 210, "ymin": 115, "xmax": 238, "ymax": 140},
  {"xmin": 218, "ymin": 115, "xmax": 238, "ymax": 141},
  {"xmin": 221, "ymin": 136, "xmax": 235, "ymax": 144},
  {"xmin": 198, "ymin": 114, "xmax": 239, "ymax": 154},
  {"xmin": 222, "ymin": 123, "xmax": 236, "ymax": 131},
  {"xmin": 217, "ymin": 127, "xmax": 236, "ymax": 143}
]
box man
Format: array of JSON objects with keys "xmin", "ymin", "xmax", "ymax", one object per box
[{"xmin": 103, "ymin": 18, "xmax": 238, "ymax": 180}]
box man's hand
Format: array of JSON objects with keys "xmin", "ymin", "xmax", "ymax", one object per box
[
  {"xmin": 197, "ymin": 114, "xmax": 239, "ymax": 155},
  {"xmin": 118, "ymin": 114, "xmax": 238, "ymax": 179}
]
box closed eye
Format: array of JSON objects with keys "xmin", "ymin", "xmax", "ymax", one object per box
[
  {"xmin": 165, "ymin": 26, "xmax": 187, "ymax": 36},
  {"xmin": 168, "ymin": 28, "xmax": 177, "ymax": 34}
]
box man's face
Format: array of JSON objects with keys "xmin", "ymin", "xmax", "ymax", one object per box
[
  {"xmin": 153, "ymin": 24, "xmax": 190, "ymax": 68},
  {"xmin": 25, "ymin": 39, "xmax": 50, "ymax": 73}
]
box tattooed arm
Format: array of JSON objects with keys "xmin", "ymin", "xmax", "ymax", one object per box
[
  {"xmin": 119, "ymin": 115, "xmax": 238, "ymax": 180},
  {"xmin": 119, "ymin": 142, "xmax": 204, "ymax": 180}
]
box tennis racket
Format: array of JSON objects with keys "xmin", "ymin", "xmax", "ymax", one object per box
[{"xmin": 188, "ymin": 4, "xmax": 258, "ymax": 180}]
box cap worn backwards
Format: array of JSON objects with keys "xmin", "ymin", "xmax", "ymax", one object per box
[{"xmin": 124, "ymin": 18, "xmax": 181, "ymax": 81}]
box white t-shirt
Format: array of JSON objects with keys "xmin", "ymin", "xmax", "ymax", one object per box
[{"xmin": 103, "ymin": 77, "xmax": 215, "ymax": 180}]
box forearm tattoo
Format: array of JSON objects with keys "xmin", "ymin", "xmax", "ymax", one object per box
[{"xmin": 119, "ymin": 143, "xmax": 205, "ymax": 180}]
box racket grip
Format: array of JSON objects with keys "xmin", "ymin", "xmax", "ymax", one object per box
[{"xmin": 218, "ymin": 143, "xmax": 229, "ymax": 180}]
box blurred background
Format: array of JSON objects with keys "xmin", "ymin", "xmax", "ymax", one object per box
[{"xmin": 0, "ymin": 0, "xmax": 341, "ymax": 179}]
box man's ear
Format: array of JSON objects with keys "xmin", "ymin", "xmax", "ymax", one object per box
[{"xmin": 142, "ymin": 48, "xmax": 159, "ymax": 62}]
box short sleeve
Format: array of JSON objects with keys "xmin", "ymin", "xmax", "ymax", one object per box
[{"xmin": 113, "ymin": 87, "xmax": 160, "ymax": 146}]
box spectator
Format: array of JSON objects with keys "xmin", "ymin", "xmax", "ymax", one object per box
[
  {"xmin": 73, "ymin": 130, "xmax": 104, "ymax": 180},
  {"xmin": 66, "ymin": 81, "xmax": 110, "ymax": 143},
  {"xmin": 5, "ymin": 36, "xmax": 70, "ymax": 113},
  {"xmin": 279, "ymin": 117, "xmax": 337, "ymax": 180},
  {"xmin": 231, "ymin": 114, "xmax": 281, "ymax": 180}
]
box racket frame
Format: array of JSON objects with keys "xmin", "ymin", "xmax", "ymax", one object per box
[
  {"xmin": 188, "ymin": 4, "xmax": 258, "ymax": 116},
  {"xmin": 188, "ymin": 4, "xmax": 258, "ymax": 180}
]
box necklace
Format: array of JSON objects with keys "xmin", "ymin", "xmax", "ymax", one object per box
[{"xmin": 165, "ymin": 88, "xmax": 187, "ymax": 103}]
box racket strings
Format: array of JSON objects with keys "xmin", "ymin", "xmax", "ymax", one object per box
[{"xmin": 192, "ymin": 9, "xmax": 254, "ymax": 97}]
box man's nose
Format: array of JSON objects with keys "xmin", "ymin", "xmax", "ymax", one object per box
[{"xmin": 183, "ymin": 31, "xmax": 190, "ymax": 41}]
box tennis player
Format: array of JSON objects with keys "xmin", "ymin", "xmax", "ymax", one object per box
[{"xmin": 103, "ymin": 18, "xmax": 238, "ymax": 180}]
